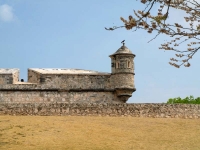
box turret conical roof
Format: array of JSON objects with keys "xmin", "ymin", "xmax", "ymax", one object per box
[{"xmin": 109, "ymin": 44, "xmax": 135, "ymax": 57}]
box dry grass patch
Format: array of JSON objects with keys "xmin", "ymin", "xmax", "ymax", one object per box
[{"xmin": 0, "ymin": 116, "xmax": 200, "ymax": 150}]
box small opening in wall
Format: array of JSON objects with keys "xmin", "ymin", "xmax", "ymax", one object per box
[
  {"xmin": 127, "ymin": 61, "xmax": 130, "ymax": 68},
  {"xmin": 21, "ymin": 79, "xmax": 24, "ymax": 82},
  {"xmin": 116, "ymin": 62, "xmax": 120, "ymax": 68}
]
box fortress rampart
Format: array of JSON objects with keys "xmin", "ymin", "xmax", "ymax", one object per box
[
  {"xmin": 1, "ymin": 43, "xmax": 198, "ymax": 119},
  {"xmin": 0, "ymin": 68, "xmax": 135, "ymax": 103},
  {"xmin": 0, "ymin": 103, "xmax": 199, "ymax": 119},
  {"xmin": 0, "ymin": 44, "xmax": 136, "ymax": 104}
]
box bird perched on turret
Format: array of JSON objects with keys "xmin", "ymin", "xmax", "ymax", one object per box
[{"xmin": 121, "ymin": 40, "xmax": 125, "ymax": 46}]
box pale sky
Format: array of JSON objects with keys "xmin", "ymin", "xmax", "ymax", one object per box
[{"xmin": 0, "ymin": 0, "xmax": 199, "ymax": 103}]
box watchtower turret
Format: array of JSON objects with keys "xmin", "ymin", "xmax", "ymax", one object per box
[
  {"xmin": 110, "ymin": 42, "xmax": 135, "ymax": 74},
  {"xmin": 109, "ymin": 42, "xmax": 136, "ymax": 103}
]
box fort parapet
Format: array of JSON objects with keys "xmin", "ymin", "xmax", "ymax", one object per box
[
  {"xmin": 1, "ymin": 44, "xmax": 200, "ymax": 119},
  {"xmin": 0, "ymin": 44, "xmax": 136, "ymax": 104}
]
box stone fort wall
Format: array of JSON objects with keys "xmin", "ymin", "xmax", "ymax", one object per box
[
  {"xmin": 0, "ymin": 91, "xmax": 116, "ymax": 103},
  {"xmin": 0, "ymin": 68, "xmax": 135, "ymax": 104},
  {"xmin": 0, "ymin": 43, "xmax": 137, "ymax": 104},
  {"xmin": 0, "ymin": 103, "xmax": 199, "ymax": 119},
  {"xmin": 0, "ymin": 45, "xmax": 198, "ymax": 118},
  {"xmin": 0, "ymin": 69, "xmax": 19, "ymax": 84}
]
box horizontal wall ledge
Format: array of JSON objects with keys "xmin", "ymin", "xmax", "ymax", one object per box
[
  {"xmin": 67, "ymin": 89, "xmax": 115, "ymax": 92},
  {"xmin": 0, "ymin": 89, "xmax": 115, "ymax": 92},
  {"xmin": 111, "ymin": 72, "xmax": 135, "ymax": 75}
]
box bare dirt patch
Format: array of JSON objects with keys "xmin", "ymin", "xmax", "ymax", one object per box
[{"xmin": 0, "ymin": 116, "xmax": 200, "ymax": 150}]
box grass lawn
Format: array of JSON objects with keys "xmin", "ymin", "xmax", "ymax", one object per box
[{"xmin": 0, "ymin": 116, "xmax": 200, "ymax": 150}]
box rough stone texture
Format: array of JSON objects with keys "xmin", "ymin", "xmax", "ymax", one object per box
[
  {"xmin": 0, "ymin": 91, "xmax": 118, "ymax": 103},
  {"xmin": 0, "ymin": 44, "xmax": 136, "ymax": 103},
  {"xmin": 28, "ymin": 68, "xmax": 111, "ymax": 84},
  {"xmin": 0, "ymin": 103, "xmax": 199, "ymax": 119},
  {"xmin": 0, "ymin": 72, "xmax": 135, "ymax": 103},
  {"xmin": 111, "ymin": 74, "xmax": 134, "ymax": 89},
  {"xmin": 0, "ymin": 74, "xmax": 12, "ymax": 84},
  {"xmin": 0, "ymin": 69, "xmax": 19, "ymax": 84},
  {"xmin": 28, "ymin": 69, "xmax": 41, "ymax": 84},
  {"xmin": 109, "ymin": 45, "xmax": 135, "ymax": 74},
  {"xmin": 31, "ymin": 74, "xmax": 113, "ymax": 89}
]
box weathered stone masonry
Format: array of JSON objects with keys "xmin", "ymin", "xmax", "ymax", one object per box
[
  {"xmin": 0, "ymin": 44, "xmax": 200, "ymax": 118},
  {"xmin": 0, "ymin": 103, "xmax": 200, "ymax": 119},
  {"xmin": 0, "ymin": 44, "xmax": 136, "ymax": 104}
]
